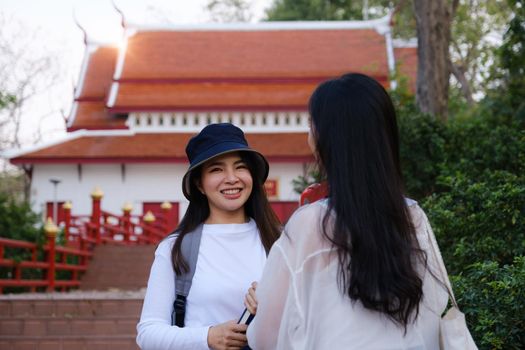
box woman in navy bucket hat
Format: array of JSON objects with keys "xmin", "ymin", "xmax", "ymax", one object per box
[
  {"xmin": 182, "ymin": 123, "xmax": 269, "ymax": 200},
  {"xmin": 137, "ymin": 123, "xmax": 281, "ymax": 350}
]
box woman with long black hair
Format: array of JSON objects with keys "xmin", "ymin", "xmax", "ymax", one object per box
[
  {"xmin": 137, "ymin": 123, "xmax": 281, "ymax": 350},
  {"xmin": 245, "ymin": 73, "xmax": 448, "ymax": 349}
]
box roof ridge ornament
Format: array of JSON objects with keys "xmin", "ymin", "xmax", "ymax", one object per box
[
  {"xmin": 72, "ymin": 9, "xmax": 88, "ymax": 46},
  {"xmin": 111, "ymin": 0, "xmax": 127, "ymax": 29}
]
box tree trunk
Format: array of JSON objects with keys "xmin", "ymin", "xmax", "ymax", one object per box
[
  {"xmin": 450, "ymin": 60, "xmax": 475, "ymax": 106},
  {"xmin": 413, "ymin": 0, "xmax": 452, "ymax": 121}
]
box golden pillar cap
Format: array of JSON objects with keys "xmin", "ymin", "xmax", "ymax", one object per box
[
  {"xmin": 122, "ymin": 202, "xmax": 133, "ymax": 213},
  {"xmin": 160, "ymin": 201, "xmax": 172, "ymax": 210},
  {"xmin": 91, "ymin": 186, "xmax": 104, "ymax": 200},
  {"xmin": 44, "ymin": 218, "xmax": 59, "ymax": 237},
  {"xmin": 143, "ymin": 211, "xmax": 156, "ymax": 223}
]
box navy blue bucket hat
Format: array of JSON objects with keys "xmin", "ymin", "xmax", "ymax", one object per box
[{"xmin": 182, "ymin": 123, "xmax": 269, "ymax": 199}]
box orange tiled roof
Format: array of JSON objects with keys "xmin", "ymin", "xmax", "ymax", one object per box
[
  {"xmin": 112, "ymin": 81, "xmax": 321, "ymax": 110},
  {"xmin": 120, "ymin": 29, "xmax": 388, "ymax": 80},
  {"xmin": 66, "ymin": 26, "xmax": 416, "ymax": 129},
  {"xmin": 11, "ymin": 133, "xmax": 312, "ymax": 163},
  {"xmin": 69, "ymin": 102, "xmax": 126, "ymax": 130},
  {"xmin": 77, "ymin": 46, "xmax": 118, "ymax": 100},
  {"xmin": 69, "ymin": 46, "xmax": 119, "ymax": 130}
]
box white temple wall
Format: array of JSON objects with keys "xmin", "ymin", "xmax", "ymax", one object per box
[{"xmin": 31, "ymin": 161, "xmax": 307, "ymax": 220}]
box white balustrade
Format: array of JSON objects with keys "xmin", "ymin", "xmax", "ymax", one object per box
[{"xmin": 126, "ymin": 111, "xmax": 310, "ymax": 133}]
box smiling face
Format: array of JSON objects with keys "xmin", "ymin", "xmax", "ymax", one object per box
[{"xmin": 197, "ymin": 152, "xmax": 254, "ymax": 224}]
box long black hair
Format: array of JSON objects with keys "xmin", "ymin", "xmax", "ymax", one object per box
[
  {"xmin": 309, "ymin": 73, "xmax": 424, "ymax": 328},
  {"xmin": 171, "ymin": 151, "xmax": 281, "ymax": 275}
]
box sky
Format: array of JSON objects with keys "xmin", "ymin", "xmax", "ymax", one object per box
[{"xmin": 0, "ymin": 0, "xmax": 271, "ymax": 151}]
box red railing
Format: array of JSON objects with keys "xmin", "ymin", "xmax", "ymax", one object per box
[
  {"xmin": 0, "ymin": 233, "xmax": 92, "ymax": 293},
  {"xmin": 0, "ymin": 189, "xmax": 173, "ymax": 293}
]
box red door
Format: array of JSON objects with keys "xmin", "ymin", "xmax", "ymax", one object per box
[
  {"xmin": 142, "ymin": 202, "xmax": 179, "ymax": 233},
  {"xmin": 46, "ymin": 202, "xmax": 66, "ymax": 224},
  {"xmin": 270, "ymin": 201, "xmax": 299, "ymax": 224}
]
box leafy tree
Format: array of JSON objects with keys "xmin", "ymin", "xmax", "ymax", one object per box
[
  {"xmin": 488, "ymin": 0, "xmax": 525, "ymax": 122},
  {"xmin": 266, "ymin": 0, "xmax": 415, "ymax": 37},
  {"xmin": 266, "ymin": 0, "xmax": 380, "ymax": 20},
  {"xmin": 0, "ymin": 171, "xmax": 25, "ymax": 202},
  {"xmin": 449, "ymin": 0, "xmax": 511, "ymax": 106},
  {"xmin": 205, "ymin": 0, "xmax": 254, "ymax": 22},
  {"xmin": 264, "ymin": 0, "xmax": 514, "ymax": 119},
  {"xmin": 0, "ymin": 13, "xmax": 61, "ymax": 152}
]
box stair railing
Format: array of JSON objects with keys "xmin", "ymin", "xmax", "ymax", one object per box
[
  {"xmin": 0, "ymin": 219, "xmax": 92, "ymax": 293},
  {"xmin": 0, "ymin": 187, "xmax": 174, "ymax": 293}
]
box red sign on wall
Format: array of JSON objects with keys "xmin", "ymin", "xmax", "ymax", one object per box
[{"xmin": 264, "ymin": 179, "xmax": 278, "ymax": 198}]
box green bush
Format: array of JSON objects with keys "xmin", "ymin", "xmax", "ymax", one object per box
[
  {"xmin": 421, "ymin": 157, "xmax": 525, "ymax": 349},
  {"xmin": 423, "ymin": 170, "xmax": 525, "ymax": 274},
  {"xmin": 397, "ymin": 106, "xmax": 448, "ymax": 199},
  {"xmin": 443, "ymin": 118, "xmax": 525, "ymax": 179},
  {"xmin": 453, "ymin": 257, "xmax": 525, "ymax": 350},
  {"xmin": 0, "ymin": 194, "xmax": 46, "ymax": 289},
  {"xmin": 0, "ymin": 193, "xmax": 42, "ymax": 243}
]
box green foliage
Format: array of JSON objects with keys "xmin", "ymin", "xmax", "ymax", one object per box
[
  {"xmin": 265, "ymin": 0, "xmax": 415, "ymax": 38},
  {"xmin": 394, "ymin": 80, "xmax": 525, "ymax": 347},
  {"xmin": 0, "ymin": 194, "xmax": 45, "ymax": 289},
  {"xmin": 450, "ymin": 0, "xmax": 511, "ymax": 101},
  {"xmin": 397, "ymin": 104, "xmax": 448, "ymax": 199},
  {"xmin": 0, "ymin": 171, "xmax": 26, "ymax": 202},
  {"xmin": 205, "ymin": 0, "xmax": 253, "ymax": 22},
  {"xmin": 0, "ymin": 91, "xmax": 16, "ymax": 109},
  {"xmin": 423, "ymin": 171, "xmax": 525, "ymax": 274},
  {"xmin": 453, "ymin": 257, "xmax": 525, "ymax": 349},
  {"xmin": 0, "ymin": 193, "xmax": 42, "ymax": 243},
  {"xmin": 443, "ymin": 118, "xmax": 525, "ymax": 178},
  {"xmin": 494, "ymin": 0, "xmax": 525, "ymax": 122},
  {"xmin": 266, "ymin": 0, "xmax": 373, "ymax": 21},
  {"xmin": 291, "ymin": 165, "xmax": 324, "ymax": 194}
]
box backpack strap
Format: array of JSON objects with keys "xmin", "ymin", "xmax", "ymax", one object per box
[{"xmin": 171, "ymin": 224, "xmax": 203, "ymax": 327}]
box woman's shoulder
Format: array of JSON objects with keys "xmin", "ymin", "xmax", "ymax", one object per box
[
  {"xmin": 405, "ymin": 200, "xmax": 435, "ymax": 251},
  {"xmin": 286, "ymin": 200, "xmax": 328, "ymax": 230},
  {"xmin": 405, "ymin": 199, "xmax": 428, "ymax": 230},
  {"xmin": 280, "ymin": 200, "xmax": 331, "ymax": 248},
  {"xmin": 155, "ymin": 234, "xmax": 177, "ymax": 258}
]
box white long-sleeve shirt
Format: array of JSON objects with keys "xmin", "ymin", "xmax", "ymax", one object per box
[
  {"xmin": 247, "ymin": 200, "xmax": 448, "ymax": 350},
  {"xmin": 137, "ymin": 219, "xmax": 266, "ymax": 350}
]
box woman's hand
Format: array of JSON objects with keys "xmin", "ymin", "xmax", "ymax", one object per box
[
  {"xmin": 207, "ymin": 320, "xmax": 248, "ymax": 350},
  {"xmin": 244, "ymin": 281, "xmax": 258, "ymax": 315}
]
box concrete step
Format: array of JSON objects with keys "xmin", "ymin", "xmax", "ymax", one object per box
[{"xmin": 79, "ymin": 244, "xmax": 155, "ymax": 291}]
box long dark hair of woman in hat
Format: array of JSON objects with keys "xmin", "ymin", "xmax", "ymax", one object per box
[
  {"xmin": 245, "ymin": 73, "xmax": 449, "ymax": 349},
  {"xmin": 137, "ymin": 123, "xmax": 280, "ymax": 350}
]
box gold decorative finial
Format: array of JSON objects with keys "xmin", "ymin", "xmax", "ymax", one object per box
[
  {"xmin": 160, "ymin": 201, "xmax": 172, "ymax": 210},
  {"xmin": 143, "ymin": 211, "xmax": 156, "ymax": 223},
  {"xmin": 62, "ymin": 201, "xmax": 72, "ymax": 210},
  {"xmin": 91, "ymin": 187, "xmax": 104, "ymax": 200},
  {"xmin": 122, "ymin": 202, "xmax": 133, "ymax": 213},
  {"xmin": 44, "ymin": 218, "xmax": 59, "ymax": 237}
]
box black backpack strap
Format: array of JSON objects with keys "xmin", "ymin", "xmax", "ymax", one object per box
[{"xmin": 171, "ymin": 224, "xmax": 203, "ymax": 327}]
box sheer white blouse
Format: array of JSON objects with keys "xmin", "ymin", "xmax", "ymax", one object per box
[{"xmin": 247, "ymin": 200, "xmax": 448, "ymax": 350}]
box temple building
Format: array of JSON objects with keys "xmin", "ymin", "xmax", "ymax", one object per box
[{"xmin": 6, "ymin": 16, "xmax": 417, "ymax": 224}]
